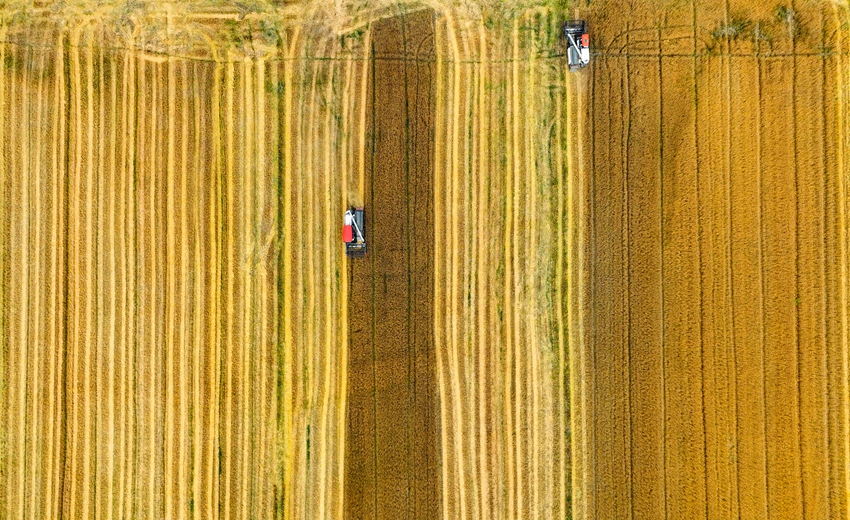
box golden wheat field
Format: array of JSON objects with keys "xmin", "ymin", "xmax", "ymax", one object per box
[
  {"xmin": 0, "ymin": 0, "xmax": 849, "ymax": 519},
  {"xmin": 569, "ymin": 0, "xmax": 850, "ymax": 518}
]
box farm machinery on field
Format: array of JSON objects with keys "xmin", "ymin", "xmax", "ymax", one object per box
[
  {"xmin": 563, "ymin": 20, "xmax": 590, "ymax": 70},
  {"xmin": 343, "ymin": 207, "xmax": 367, "ymax": 258}
]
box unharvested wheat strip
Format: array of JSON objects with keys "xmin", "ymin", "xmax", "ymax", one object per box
[
  {"xmin": 433, "ymin": 20, "xmax": 451, "ymax": 520},
  {"xmin": 191, "ymin": 59, "xmax": 203, "ymax": 520},
  {"xmin": 302, "ymin": 48, "xmax": 324, "ymax": 519},
  {"xmin": 511, "ymin": 20, "xmax": 524, "ymax": 518},
  {"xmin": 476, "ymin": 22, "xmax": 490, "ymax": 520},
  {"xmin": 136, "ymin": 52, "xmax": 149, "ymax": 518},
  {"xmin": 222, "ymin": 54, "xmax": 237, "ymax": 520},
  {"xmin": 282, "ymin": 29, "xmax": 300, "ymax": 520},
  {"xmin": 336, "ymin": 52, "xmax": 354, "ymax": 520},
  {"xmin": 544, "ymin": 16, "xmax": 558, "ymax": 515},
  {"xmin": 457, "ymin": 27, "xmax": 475, "ymax": 519},
  {"xmin": 9, "ymin": 42, "xmax": 24, "ymax": 520},
  {"xmin": 837, "ymin": 7, "xmax": 850, "ymax": 510},
  {"xmin": 254, "ymin": 57, "xmax": 269, "ymax": 520},
  {"xmin": 96, "ymin": 42, "xmax": 108, "ymax": 520},
  {"xmin": 178, "ymin": 58, "xmax": 191, "ymax": 520},
  {"xmin": 54, "ymin": 39, "xmax": 69, "ymax": 518},
  {"xmin": 466, "ymin": 30, "xmax": 482, "ymax": 520},
  {"xmin": 488, "ymin": 29, "xmax": 506, "ymax": 518},
  {"xmin": 81, "ymin": 32, "xmax": 97, "ymax": 520},
  {"xmin": 44, "ymin": 36, "xmax": 63, "ymax": 520},
  {"xmin": 64, "ymin": 28, "xmax": 83, "ymax": 516},
  {"xmin": 136, "ymin": 52, "xmax": 148, "ymax": 518},
  {"xmin": 0, "ymin": 32, "xmax": 5, "ymax": 519},
  {"xmin": 357, "ymin": 29, "xmax": 370, "ymax": 201},
  {"xmin": 541, "ymin": 18, "xmax": 557, "ymax": 513},
  {"xmin": 502, "ymin": 19, "xmax": 516, "ymax": 520},
  {"xmin": 200, "ymin": 40, "xmax": 222, "ymax": 518},
  {"xmin": 293, "ymin": 52, "xmax": 309, "ymax": 520},
  {"xmin": 28, "ymin": 44, "xmax": 49, "ymax": 520},
  {"xmin": 525, "ymin": 20, "xmax": 541, "ymax": 520},
  {"xmin": 145, "ymin": 57, "xmax": 159, "ymax": 520},
  {"xmin": 259, "ymin": 53, "xmax": 273, "ymax": 509},
  {"xmin": 164, "ymin": 52, "xmax": 177, "ymax": 520},
  {"xmin": 565, "ymin": 47, "xmax": 585, "ymax": 520},
  {"xmin": 22, "ymin": 40, "xmax": 39, "ymax": 520},
  {"xmin": 317, "ymin": 46, "xmax": 339, "ymax": 520},
  {"xmin": 93, "ymin": 42, "xmax": 106, "ymax": 520},
  {"xmin": 207, "ymin": 51, "xmax": 224, "ymax": 520},
  {"xmin": 103, "ymin": 50, "xmax": 119, "ymax": 520},
  {"xmin": 442, "ymin": 31, "xmax": 460, "ymax": 517},
  {"xmin": 2, "ymin": 41, "xmax": 12, "ymax": 518},
  {"xmin": 459, "ymin": 30, "xmax": 481, "ymax": 520},
  {"xmin": 292, "ymin": 46, "xmax": 309, "ymax": 520},
  {"xmin": 5, "ymin": 42, "xmax": 23, "ymax": 520},
  {"xmin": 9, "ymin": 43, "xmax": 23, "ymax": 520},
  {"xmin": 0, "ymin": 30, "xmax": 7, "ymax": 520},
  {"xmin": 554, "ymin": 35, "xmax": 567, "ymax": 520},
  {"xmin": 10, "ymin": 41, "xmax": 27, "ymax": 520},
  {"xmin": 240, "ymin": 55, "xmax": 255, "ymax": 520},
  {"xmin": 446, "ymin": 13, "xmax": 468, "ymax": 520},
  {"xmin": 116, "ymin": 50, "xmax": 130, "ymax": 520},
  {"xmin": 127, "ymin": 51, "xmax": 142, "ymax": 520}
]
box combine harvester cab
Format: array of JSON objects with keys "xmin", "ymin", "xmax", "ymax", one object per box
[
  {"xmin": 563, "ymin": 20, "xmax": 590, "ymax": 71},
  {"xmin": 343, "ymin": 207, "xmax": 367, "ymax": 258}
]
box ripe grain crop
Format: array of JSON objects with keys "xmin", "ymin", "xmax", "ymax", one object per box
[{"xmin": 569, "ymin": 0, "xmax": 850, "ymax": 517}]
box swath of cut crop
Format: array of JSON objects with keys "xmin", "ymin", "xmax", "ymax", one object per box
[
  {"xmin": 0, "ymin": 10, "xmax": 367, "ymax": 518},
  {"xmin": 432, "ymin": 8, "xmax": 569, "ymax": 519}
]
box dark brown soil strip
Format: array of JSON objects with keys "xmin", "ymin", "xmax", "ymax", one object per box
[{"xmin": 344, "ymin": 9, "xmax": 437, "ymax": 520}]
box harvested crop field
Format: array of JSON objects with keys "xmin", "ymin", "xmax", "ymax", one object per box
[
  {"xmin": 2, "ymin": 0, "xmax": 849, "ymax": 518},
  {"xmin": 0, "ymin": 5, "xmax": 369, "ymax": 518},
  {"xmin": 0, "ymin": 2, "xmax": 571, "ymax": 519},
  {"xmin": 568, "ymin": 0, "xmax": 850, "ymax": 517}
]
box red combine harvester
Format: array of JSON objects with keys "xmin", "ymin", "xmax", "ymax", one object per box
[
  {"xmin": 563, "ymin": 20, "xmax": 590, "ymax": 70},
  {"xmin": 343, "ymin": 207, "xmax": 367, "ymax": 257}
]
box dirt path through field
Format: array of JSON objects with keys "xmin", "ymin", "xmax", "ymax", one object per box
[
  {"xmin": 344, "ymin": 10, "xmax": 438, "ymax": 519},
  {"xmin": 569, "ymin": 0, "xmax": 850, "ymax": 517}
]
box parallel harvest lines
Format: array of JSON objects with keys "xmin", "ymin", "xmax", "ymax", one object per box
[
  {"xmin": 0, "ymin": 18, "xmax": 365, "ymax": 519},
  {"xmin": 433, "ymin": 10, "xmax": 569, "ymax": 519}
]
